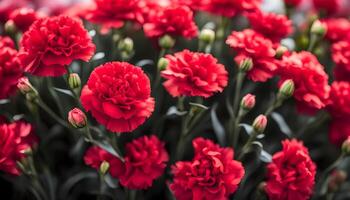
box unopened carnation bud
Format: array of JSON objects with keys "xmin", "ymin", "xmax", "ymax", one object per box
[
  {"xmin": 4, "ymin": 20, "xmax": 17, "ymax": 35},
  {"xmin": 341, "ymin": 137, "xmax": 350, "ymax": 156},
  {"xmin": 68, "ymin": 108, "xmax": 87, "ymax": 128},
  {"xmin": 17, "ymin": 77, "xmax": 33, "ymax": 94},
  {"xmin": 157, "ymin": 57, "xmax": 169, "ymax": 71},
  {"xmin": 328, "ymin": 170, "xmax": 347, "ymax": 192},
  {"xmin": 199, "ymin": 29, "xmax": 215, "ymax": 44},
  {"xmin": 99, "ymin": 161, "xmax": 110, "ymax": 175},
  {"xmin": 310, "ymin": 20, "xmax": 327, "ymax": 37},
  {"xmin": 275, "ymin": 46, "xmax": 288, "ymax": 59},
  {"xmin": 118, "ymin": 37, "xmax": 134, "ymax": 53},
  {"xmin": 258, "ymin": 182, "xmax": 267, "ymax": 193},
  {"xmin": 241, "ymin": 94, "xmax": 256, "ymax": 110},
  {"xmin": 68, "ymin": 73, "xmax": 81, "ymax": 90},
  {"xmin": 159, "ymin": 35, "xmax": 175, "ymax": 49},
  {"xmin": 279, "ymin": 79, "xmax": 295, "ymax": 98},
  {"xmin": 252, "ymin": 115, "xmax": 267, "ymax": 133},
  {"xmin": 238, "ymin": 58, "xmax": 253, "ymax": 72}
]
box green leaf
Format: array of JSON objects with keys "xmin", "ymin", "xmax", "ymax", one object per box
[
  {"xmin": 271, "ymin": 112, "xmax": 292, "ymax": 137},
  {"xmin": 53, "ymin": 87, "xmax": 74, "ymax": 97},
  {"xmin": 210, "ymin": 104, "xmax": 225, "ymax": 146}
]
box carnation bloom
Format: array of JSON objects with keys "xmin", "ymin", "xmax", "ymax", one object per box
[
  {"xmin": 247, "ymin": 11, "xmax": 293, "ymax": 42},
  {"xmin": 332, "ymin": 40, "xmax": 350, "ymax": 73},
  {"xmin": 84, "ymin": 135, "xmax": 168, "ymax": 189},
  {"xmin": 170, "ymin": 138, "xmax": 245, "ymax": 200},
  {"xmin": 329, "ymin": 118, "xmax": 350, "ymax": 146},
  {"xmin": 0, "ymin": 121, "xmax": 37, "ymax": 175},
  {"xmin": 226, "ymin": 29, "xmax": 278, "ymax": 82},
  {"xmin": 278, "ymin": 51, "xmax": 330, "ymax": 114},
  {"xmin": 81, "ymin": 62, "xmax": 155, "ymax": 133},
  {"xmin": 0, "ymin": 37, "xmax": 23, "ymax": 99},
  {"xmin": 265, "ymin": 139, "xmax": 316, "ymax": 200},
  {"xmin": 9, "ymin": 8, "xmax": 43, "ymax": 32},
  {"xmin": 202, "ymin": 0, "xmax": 261, "ymax": 17},
  {"xmin": 19, "ymin": 15, "xmax": 95, "ymax": 77},
  {"xmin": 323, "ymin": 18, "xmax": 350, "ymax": 43},
  {"xmin": 85, "ymin": 0, "xmax": 144, "ymax": 33},
  {"xmin": 161, "ymin": 50, "xmax": 228, "ymax": 98},
  {"xmin": 284, "ymin": 0, "xmax": 302, "ymax": 6},
  {"xmin": 143, "ymin": 5, "xmax": 198, "ymax": 39},
  {"xmin": 313, "ymin": 0, "xmax": 340, "ymax": 15}
]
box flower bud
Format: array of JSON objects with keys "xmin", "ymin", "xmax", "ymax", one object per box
[
  {"xmin": 341, "ymin": 136, "xmax": 350, "ymax": 156},
  {"xmin": 252, "ymin": 115, "xmax": 267, "ymax": 133},
  {"xmin": 328, "ymin": 170, "xmax": 347, "ymax": 192},
  {"xmin": 118, "ymin": 37, "xmax": 134, "ymax": 53},
  {"xmin": 241, "ymin": 94, "xmax": 256, "ymax": 110},
  {"xmin": 258, "ymin": 182, "xmax": 267, "ymax": 193},
  {"xmin": 99, "ymin": 161, "xmax": 110, "ymax": 175},
  {"xmin": 279, "ymin": 79, "xmax": 295, "ymax": 98},
  {"xmin": 157, "ymin": 57, "xmax": 169, "ymax": 71},
  {"xmin": 275, "ymin": 46, "xmax": 288, "ymax": 59},
  {"xmin": 199, "ymin": 29, "xmax": 215, "ymax": 44},
  {"xmin": 4, "ymin": 20, "xmax": 17, "ymax": 35},
  {"xmin": 159, "ymin": 35, "xmax": 175, "ymax": 49},
  {"xmin": 68, "ymin": 73, "xmax": 81, "ymax": 90},
  {"xmin": 238, "ymin": 58, "xmax": 253, "ymax": 72},
  {"xmin": 68, "ymin": 108, "xmax": 87, "ymax": 128},
  {"xmin": 310, "ymin": 20, "xmax": 327, "ymax": 37},
  {"xmin": 17, "ymin": 77, "xmax": 33, "ymax": 94}
]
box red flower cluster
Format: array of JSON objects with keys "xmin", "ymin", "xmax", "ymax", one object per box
[
  {"xmin": 247, "ymin": 11, "xmax": 293, "ymax": 42},
  {"xmin": 9, "ymin": 8, "xmax": 42, "ymax": 32},
  {"xmin": 284, "ymin": 0, "xmax": 302, "ymax": 7},
  {"xmin": 85, "ymin": 0, "xmax": 144, "ymax": 33},
  {"xmin": 278, "ymin": 51, "xmax": 330, "ymax": 114},
  {"xmin": 332, "ymin": 39, "xmax": 350, "ymax": 81},
  {"xmin": 143, "ymin": 5, "xmax": 198, "ymax": 39},
  {"xmin": 266, "ymin": 139, "xmax": 316, "ymax": 200},
  {"xmin": 161, "ymin": 50, "xmax": 228, "ymax": 98},
  {"xmin": 19, "ymin": 15, "xmax": 95, "ymax": 77},
  {"xmin": 81, "ymin": 62, "xmax": 155, "ymax": 133},
  {"xmin": 84, "ymin": 135, "xmax": 168, "ymax": 189},
  {"xmin": 226, "ymin": 29, "xmax": 278, "ymax": 82},
  {"xmin": 0, "ymin": 36, "xmax": 23, "ymax": 99},
  {"xmin": 0, "ymin": 121, "xmax": 37, "ymax": 175},
  {"xmin": 201, "ymin": 0, "xmax": 261, "ymax": 17},
  {"xmin": 313, "ymin": 0, "xmax": 340, "ymax": 15},
  {"xmin": 323, "ymin": 18, "xmax": 350, "ymax": 43},
  {"xmin": 327, "ymin": 81, "xmax": 350, "ymax": 145},
  {"xmin": 170, "ymin": 138, "xmax": 245, "ymax": 200}
]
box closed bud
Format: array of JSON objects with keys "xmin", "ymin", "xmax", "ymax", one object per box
[
  {"xmin": 252, "ymin": 115, "xmax": 267, "ymax": 133},
  {"xmin": 241, "ymin": 94, "xmax": 256, "ymax": 110},
  {"xmin": 258, "ymin": 182, "xmax": 267, "ymax": 193},
  {"xmin": 157, "ymin": 57, "xmax": 169, "ymax": 71},
  {"xmin": 68, "ymin": 73, "xmax": 81, "ymax": 90},
  {"xmin": 238, "ymin": 58, "xmax": 253, "ymax": 72},
  {"xmin": 99, "ymin": 161, "xmax": 110, "ymax": 175},
  {"xmin": 341, "ymin": 136, "xmax": 350, "ymax": 156},
  {"xmin": 328, "ymin": 170, "xmax": 347, "ymax": 192},
  {"xmin": 68, "ymin": 108, "xmax": 87, "ymax": 128},
  {"xmin": 118, "ymin": 37, "xmax": 134, "ymax": 53},
  {"xmin": 199, "ymin": 29, "xmax": 215, "ymax": 44},
  {"xmin": 159, "ymin": 35, "xmax": 175, "ymax": 49},
  {"xmin": 279, "ymin": 79, "xmax": 295, "ymax": 98},
  {"xmin": 275, "ymin": 46, "xmax": 288, "ymax": 59},
  {"xmin": 17, "ymin": 77, "xmax": 33, "ymax": 94},
  {"xmin": 4, "ymin": 20, "xmax": 17, "ymax": 35},
  {"xmin": 310, "ymin": 20, "xmax": 327, "ymax": 37}
]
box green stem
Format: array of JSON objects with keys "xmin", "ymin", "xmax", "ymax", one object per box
[
  {"xmin": 264, "ymin": 95, "xmax": 283, "ymax": 116},
  {"xmin": 232, "ymin": 109, "xmax": 245, "ymax": 148},
  {"xmin": 238, "ymin": 129, "xmax": 259, "ymax": 160},
  {"xmin": 36, "ymin": 98, "xmax": 70, "ymax": 129},
  {"xmin": 47, "ymin": 78, "xmax": 65, "ymax": 118},
  {"xmin": 97, "ymin": 173, "xmax": 105, "ymax": 200},
  {"xmin": 127, "ymin": 189, "xmax": 137, "ymax": 200},
  {"xmin": 308, "ymin": 34, "xmax": 318, "ymax": 52}
]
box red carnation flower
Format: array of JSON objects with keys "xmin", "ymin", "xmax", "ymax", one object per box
[
  {"xmin": 9, "ymin": 8, "xmax": 43, "ymax": 32},
  {"xmin": 85, "ymin": 0, "xmax": 144, "ymax": 33},
  {"xmin": 247, "ymin": 11, "xmax": 293, "ymax": 42},
  {"xmin": 85, "ymin": 135, "xmax": 168, "ymax": 189},
  {"xmin": 143, "ymin": 5, "xmax": 198, "ymax": 39},
  {"xmin": 329, "ymin": 118, "xmax": 350, "ymax": 146},
  {"xmin": 332, "ymin": 39, "xmax": 350, "ymax": 69},
  {"xmin": 284, "ymin": 0, "xmax": 302, "ymax": 7},
  {"xmin": 0, "ymin": 38, "xmax": 23, "ymax": 99},
  {"xmin": 170, "ymin": 137, "xmax": 245, "ymax": 200},
  {"xmin": 161, "ymin": 50, "xmax": 228, "ymax": 98},
  {"xmin": 80, "ymin": 62, "xmax": 155, "ymax": 133},
  {"xmin": 226, "ymin": 29, "xmax": 278, "ymax": 82},
  {"xmin": 19, "ymin": 15, "xmax": 95, "ymax": 77},
  {"xmin": 173, "ymin": 0, "xmax": 204, "ymax": 11},
  {"xmin": 323, "ymin": 18, "xmax": 350, "ymax": 43},
  {"xmin": 0, "ymin": 121, "xmax": 37, "ymax": 175},
  {"xmin": 313, "ymin": 0, "xmax": 340, "ymax": 15},
  {"xmin": 278, "ymin": 51, "xmax": 330, "ymax": 114},
  {"xmin": 202, "ymin": 0, "xmax": 261, "ymax": 17},
  {"xmin": 266, "ymin": 139, "xmax": 316, "ymax": 200},
  {"xmin": 327, "ymin": 81, "xmax": 350, "ymax": 118}
]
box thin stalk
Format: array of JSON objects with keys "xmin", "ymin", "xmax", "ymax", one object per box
[
  {"xmin": 238, "ymin": 129, "xmax": 259, "ymax": 160},
  {"xmin": 36, "ymin": 98, "xmax": 70, "ymax": 129},
  {"xmin": 47, "ymin": 78, "xmax": 65, "ymax": 118}
]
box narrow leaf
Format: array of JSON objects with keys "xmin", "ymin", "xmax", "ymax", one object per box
[{"xmin": 210, "ymin": 104, "xmax": 226, "ymax": 146}]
